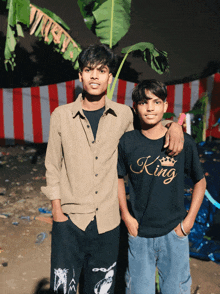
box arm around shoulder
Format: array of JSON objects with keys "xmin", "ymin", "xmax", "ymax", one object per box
[{"xmin": 163, "ymin": 121, "xmax": 184, "ymax": 156}]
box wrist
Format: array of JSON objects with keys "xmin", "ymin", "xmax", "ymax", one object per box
[
  {"xmin": 184, "ymin": 214, "xmax": 195, "ymax": 229},
  {"xmin": 52, "ymin": 207, "xmax": 63, "ymax": 216},
  {"xmin": 180, "ymin": 221, "xmax": 189, "ymax": 236},
  {"xmin": 121, "ymin": 211, "xmax": 131, "ymax": 222},
  {"xmin": 181, "ymin": 220, "xmax": 193, "ymax": 236}
]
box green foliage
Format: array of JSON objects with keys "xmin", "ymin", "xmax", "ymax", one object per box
[
  {"xmin": 187, "ymin": 93, "xmax": 208, "ymax": 143},
  {"xmin": 163, "ymin": 112, "xmax": 176, "ymax": 119},
  {"xmin": 156, "ymin": 269, "xmax": 160, "ymax": 293},
  {"xmin": 3, "ymin": 0, "xmax": 168, "ymax": 85},
  {"xmin": 77, "ymin": 3, "xmax": 169, "ymax": 100},
  {"xmin": 34, "ymin": 5, "xmax": 70, "ymax": 30},
  {"xmin": 122, "ymin": 42, "xmax": 169, "ymax": 75},
  {"xmin": 3, "ymin": 0, "xmax": 81, "ymax": 71},
  {"xmin": 6, "ymin": 0, "xmax": 30, "ymax": 26},
  {"xmin": 77, "ymin": 0, "xmax": 100, "ymax": 30},
  {"xmin": 94, "ymin": 0, "xmax": 131, "ymax": 48},
  {"xmin": 78, "ymin": 0, "xmax": 131, "ymax": 48},
  {"xmin": 107, "ymin": 43, "xmax": 168, "ymax": 99},
  {"xmin": 4, "ymin": 0, "xmax": 30, "ymax": 70}
]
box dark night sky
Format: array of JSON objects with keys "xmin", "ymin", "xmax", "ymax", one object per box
[{"xmin": 1, "ymin": 0, "xmax": 220, "ymax": 88}]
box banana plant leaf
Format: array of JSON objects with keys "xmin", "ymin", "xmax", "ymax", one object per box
[
  {"xmin": 6, "ymin": 0, "xmax": 30, "ymax": 27},
  {"xmin": 107, "ymin": 42, "xmax": 169, "ymax": 99},
  {"xmin": 34, "ymin": 5, "xmax": 70, "ymax": 30},
  {"xmin": 78, "ymin": 0, "xmax": 132, "ymax": 48},
  {"xmin": 122, "ymin": 42, "xmax": 169, "ymax": 75},
  {"xmin": 29, "ymin": 5, "xmax": 81, "ymax": 66},
  {"xmin": 77, "ymin": 0, "xmax": 101, "ymax": 30},
  {"xmin": 4, "ymin": 0, "xmax": 30, "ymax": 70},
  {"xmin": 3, "ymin": 0, "xmax": 81, "ymax": 71}
]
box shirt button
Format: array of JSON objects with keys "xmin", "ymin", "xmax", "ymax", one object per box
[
  {"xmin": 87, "ymin": 125, "xmax": 90, "ymax": 128},
  {"xmin": 95, "ymin": 156, "xmax": 98, "ymax": 160},
  {"xmin": 95, "ymin": 191, "xmax": 98, "ymax": 194}
]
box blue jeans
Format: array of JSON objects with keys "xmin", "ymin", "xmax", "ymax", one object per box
[{"xmin": 126, "ymin": 229, "xmax": 191, "ymax": 294}]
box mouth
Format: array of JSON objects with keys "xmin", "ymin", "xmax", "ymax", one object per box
[
  {"xmin": 145, "ymin": 114, "xmax": 156, "ymax": 118},
  {"xmin": 89, "ymin": 83, "xmax": 100, "ymax": 87}
]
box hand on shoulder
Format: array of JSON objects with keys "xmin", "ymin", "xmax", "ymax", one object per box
[{"xmin": 164, "ymin": 122, "xmax": 184, "ymax": 156}]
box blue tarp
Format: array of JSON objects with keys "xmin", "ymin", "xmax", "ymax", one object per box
[{"xmin": 184, "ymin": 142, "xmax": 220, "ymax": 263}]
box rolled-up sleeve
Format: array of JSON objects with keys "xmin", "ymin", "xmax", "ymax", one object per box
[{"xmin": 41, "ymin": 109, "xmax": 62, "ymax": 200}]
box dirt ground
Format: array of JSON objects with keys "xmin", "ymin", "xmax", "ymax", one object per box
[{"xmin": 0, "ymin": 145, "xmax": 220, "ymax": 294}]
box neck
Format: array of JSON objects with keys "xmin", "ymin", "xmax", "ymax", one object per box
[
  {"xmin": 82, "ymin": 93, "xmax": 105, "ymax": 111},
  {"xmin": 141, "ymin": 122, "xmax": 167, "ymax": 140}
]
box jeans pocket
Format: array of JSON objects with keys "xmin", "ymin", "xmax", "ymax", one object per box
[
  {"xmin": 171, "ymin": 229, "xmax": 188, "ymax": 240},
  {"xmin": 53, "ymin": 213, "xmax": 70, "ymax": 224},
  {"xmin": 128, "ymin": 233, "xmax": 137, "ymax": 239},
  {"xmin": 52, "ymin": 217, "xmax": 70, "ymax": 234}
]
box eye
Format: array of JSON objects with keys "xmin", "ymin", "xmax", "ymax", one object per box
[
  {"xmin": 85, "ymin": 68, "xmax": 90, "ymax": 72},
  {"xmin": 155, "ymin": 100, "xmax": 161, "ymax": 104}
]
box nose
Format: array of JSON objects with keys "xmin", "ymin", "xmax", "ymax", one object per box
[
  {"xmin": 91, "ymin": 69, "xmax": 98, "ymax": 79},
  {"xmin": 146, "ymin": 101, "xmax": 154, "ymax": 111}
]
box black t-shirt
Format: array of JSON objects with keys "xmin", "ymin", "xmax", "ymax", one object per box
[
  {"xmin": 117, "ymin": 130, "xmax": 204, "ymax": 238},
  {"xmin": 83, "ymin": 107, "xmax": 105, "ymax": 139}
]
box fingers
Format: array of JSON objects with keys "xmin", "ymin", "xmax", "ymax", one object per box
[
  {"xmin": 167, "ymin": 139, "xmax": 184, "ymax": 157},
  {"xmin": 163, "ymin": 132, "xmax": 169, "ymax": 148},
  {"xmin": 174, "ymin": 223, "xmax": 185, "ymax": 237},
  {"xmin": 126, "ymin": 218, "xmax": 139, "ymax": 237},
  {"xmin": 129, "ymin": 227, "xmax": 138, "ymax": 237},
  {"xmin": 164, "ymin": 123, "xmax": 184, "ymax": 156}
]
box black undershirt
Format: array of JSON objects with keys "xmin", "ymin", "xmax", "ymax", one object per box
[{"xmin": 83, "ymin": 107, "xmax": 105, "ymax": 140}]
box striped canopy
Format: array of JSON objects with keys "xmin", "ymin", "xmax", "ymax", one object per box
[{"xmin": 0, "ymin": 74, "xmax": 220, "ymax": 145}]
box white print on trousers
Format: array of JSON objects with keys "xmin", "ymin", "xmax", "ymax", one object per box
[
  {"xmin": 68, "ymin": 269, "xmax": 77, "ymax": 293},
  {"xmin": 54, "ymin": 268, "xmax": 68, "ymax": 294},
  {"xmin": 92, "ymin": 262, "xmax": 117, "ymax": 294},
  {"xmin": 54, "ymin": 268, "xmax": 77, "ymax": 294}
]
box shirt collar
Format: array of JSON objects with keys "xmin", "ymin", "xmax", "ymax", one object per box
[{"xmin": 71, "ymin": 93, "xmax": 118, "ymax": 118}]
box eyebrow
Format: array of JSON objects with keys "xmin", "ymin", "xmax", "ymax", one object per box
[
  {"xmin": 85, "ymin": 64, "xmax": 107, "ymax": 70},
  {"xmin": 138, "ymin": 97, "xmax": 162, "ymax": 103}
]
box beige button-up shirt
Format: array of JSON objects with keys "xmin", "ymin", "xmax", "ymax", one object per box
[{"xmin": 41, "ymin": 94, "xmax": 134, "ymax": 234}]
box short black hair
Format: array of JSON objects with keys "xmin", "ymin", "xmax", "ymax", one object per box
[
  {"xmin": 78, "ymin": 44, "xmax": 117, "ymax": 74},
  {"xmin": 132, "ymin": 79, "xmax": 167, "ymax": 104}
]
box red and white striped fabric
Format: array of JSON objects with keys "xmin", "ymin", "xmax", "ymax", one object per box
[{"xmin": 0, "ymin": 74, "xmax": 220, "ymax": 145}]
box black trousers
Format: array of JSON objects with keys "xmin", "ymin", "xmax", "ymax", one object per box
[{"xmin": 50, "ymin": 216, "xmax": 120, "ymax": 294}]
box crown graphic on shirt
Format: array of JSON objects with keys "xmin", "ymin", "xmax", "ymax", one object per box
[{"xmin": 159, "ymin": 156, "xmax": 177, "ymax": 167}]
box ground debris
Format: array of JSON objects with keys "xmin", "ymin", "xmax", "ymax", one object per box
[{"xmin": 0, "ymin": 187, "xmax": 6, "ymax": 195}]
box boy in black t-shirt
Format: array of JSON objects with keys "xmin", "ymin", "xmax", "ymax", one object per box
[{"xmin": 117, "ymin": 80, "xmax": 206, "ymax": 294}]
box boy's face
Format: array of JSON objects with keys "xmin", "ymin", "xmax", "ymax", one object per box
[
  {"xmin": 79, "ymin": 63, "xmax": 112, "ymax": 98},
  {"xmin": 135, "ymin": 90, "xmax": 168, "ymax": 127}
]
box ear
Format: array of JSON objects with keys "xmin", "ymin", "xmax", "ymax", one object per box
[
  {"xmin": 108, "ymin": 73, "xmax": 113, "ymax": 85},
  {"xmin": 133, "ymin": 102, "xmax": 137, "ymax": 114},
  {"xmin": 163, "ymin": 101, "xmax": 168, "ymax": 113},
  {"xmin": 78, "ymin": 72, "xmax": 82, "ymax": 82}
]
